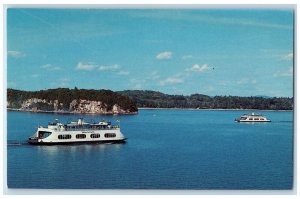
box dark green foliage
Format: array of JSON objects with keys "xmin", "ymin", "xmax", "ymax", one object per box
[
  {"xmin": 118, "ymin": 90, "xmax": 293, "ymax": 110},
  {"xmin": 7, "ymin": 88, "xmax": 138, "ymax": 112},
  {"xmin": 7, "ymin": 88, "xmax": 293, "ymax": 111}
]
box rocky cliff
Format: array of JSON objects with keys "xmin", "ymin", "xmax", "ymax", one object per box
[
  {"xmin": 8, "ymin": 98, "xmax": 135, "ymax": 114},
  {"xmin": 7, "ymin": 88, "xmax": 138, "ymax": 114}
]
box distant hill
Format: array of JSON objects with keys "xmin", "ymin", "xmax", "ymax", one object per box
[
  {"xmin": 117, "ymin": 90, "xmax": 293, "ymax": 110},
  {"xmin": 7, "ymin": 88, "xmax": 138, "ymax": 114}
]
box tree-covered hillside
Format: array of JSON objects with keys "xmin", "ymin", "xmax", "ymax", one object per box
[
  {"xmin": 118, "ymin": 90, "xmax": 293, "ymax": 110},
  {"xmin": 7, "ymin": 88, "xmax": 138, "ymax": 112},
  {"xmin": 7, "ymin": 88, "xmax": 293, "ymax": 112}
]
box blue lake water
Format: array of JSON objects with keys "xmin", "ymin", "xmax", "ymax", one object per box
[{"xmin": 7, "ymin": 109, "xmax": 293, "ymax": 189}]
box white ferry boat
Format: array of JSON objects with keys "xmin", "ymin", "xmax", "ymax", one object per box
[
  {"xmin": 28, "ymin": 118, "xmax": 126, "ymax": 145},
  {"xmin": 235, "ymin": 113, "xmax": 271, "ymax": 122}
]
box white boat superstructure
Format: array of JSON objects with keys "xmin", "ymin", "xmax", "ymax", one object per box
[
  {"xmin": 28, "ymin": 118, "xmax": 126, "ymax": 145},
  {"xmin": 235, "ymin": 113, "xmax": 271, "ymax": 122}
]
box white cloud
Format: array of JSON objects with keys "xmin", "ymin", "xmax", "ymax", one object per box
[
  {"xmin": 204, "ymin": 85, "xmax": 214, "ymax": 92},
  {"xmin": 8, "ymin": 50, "xmax": 26, "ymax": 58},
  {"xmin": 41, "ymin": 64, "xmax": 61, "ymax": 71},
  {"xmin": 76, "ymin": 62, "xmax": 121, "ymax": 72},
  {"xmin": 160, "ymin": 77, "xmax": 184, "ymax": 85},
  {"xmin": 41, "ymin": 64, "xmax": 51, "ymax": 69},
  {"xmin": 52, "ymin": 78, "xmax": 70, "ymax": 87},
  {"xmin": 31, "ymin": 74, "xmax": 39, "ymax": 78},
  {"xmin": 128, "ymin": 72, "xmax": 160, "ymax": 89},
  {"xmin": 133, "ymin": 84, "xmax": 142, "ymax": 89},
  {"xmin": 117, "ymin": 70, "xmax": 130, "ymax": 76},
  {"xmin": 145, "ymin": 71, "xmax": 160, "ymax": 80},
  {"xmin": 282, "ymin": 53, "xmax": 293, "ymax": 61},
  {"xmin": 251, "ymin": 79, "xmax": 257, "ymax": 84},
  {"xmin": 181, "ymin": 55, "xmax": 193, "ymax": 60},
  {"xmin": 98, "ymin": 64, "xmax": 120, "ymax": 71},
  {"xmin": 156, "ymin": 51, "xmax": 172, "ymax": 60},
  {"xmin": 128, "ymin": 78, "xmax": 145, "ymax": 89},
  {"xmin": 237, "ymin": 78, "xmax": 257, "ymax": 85},
  {"xmin": 130, "ymin": 78, "xmax": 145, "ymax": 84},
  {"xmin": 51, "ymin": 66, "xmax": 61, "ymax": 71},
  {"xmin": 151, "ymin": 71, "xmax": 160, "ymax": 80},
  {"xmin": 218, "ymin": 80, "xmax": 228, "ymax": 86},
  {"xmin": 129, "ymin": 78, "xmax": 138, "ymax": 83},
  {"xmin": 76, "ymin": 62, "xmax": 97, "ymax": 71},
  {"xmin": 273, "ymin": 67, "xmax": 293, "ymax": 77},
  {"xmin": 186, "ymin": 64, "xmax": 209, "ymax": 73},
  {"xmin": 159, "ymin": 72, "xmax": 190, "ymax": 86}
]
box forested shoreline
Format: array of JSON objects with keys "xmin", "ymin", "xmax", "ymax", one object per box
[
  {"xmin": 118, "ymin": 90, "xmax": 293, "ymax": 110},
  {"xmin": 7, "ymin": 88, "xmax": 293, "ymax": 112}
]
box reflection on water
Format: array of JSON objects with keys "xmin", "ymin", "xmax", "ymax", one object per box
[{"xmin": 36, "ymin": 143, "xmax": 124, "ymax": 157}]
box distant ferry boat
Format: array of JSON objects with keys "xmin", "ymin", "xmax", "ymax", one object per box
[
  {"xmin": 28, "ymin": 118, "xmax": 126, "ymax": 145},
  {"xmin": 235, "ymin": 113, "xmax": 271, "ymax": 122}
]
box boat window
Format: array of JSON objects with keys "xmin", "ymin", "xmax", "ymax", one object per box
[
  {"xmin": 260, "ymin": 118, "xmax": 264, "ymax": 120},
  {"xmin": 254, "ymin": 118, "xmax": 259, "ymax": 120},
  {"xmin": 58, "ymin": 134, "xmax": 72, "ymax": 139},
  {"xmin": 104, "ymin": 133, "xmax": 116, "ymax": 138},
  {"xmin": 90, "ymin": 133, "xmax": 100, "ymax": 138},
  {"xmin": 249, "ymin": 118, "xmax": 253, "ymax": 120},
  {"xmin": 76, "ymin": 134, "xmax": 86, "ymax": 139},
  {"xmin": 38, "ymin": 131, "xmax": 52, "ymax": 139}
]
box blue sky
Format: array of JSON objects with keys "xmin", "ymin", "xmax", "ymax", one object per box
[{"xmin": 7, "ymin": 9, "xmax": 294, "ymax": 97}]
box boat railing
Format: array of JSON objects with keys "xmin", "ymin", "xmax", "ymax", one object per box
[{"xmin": 63, "ymin": 125, "xmax": 119, "ymax": 131}]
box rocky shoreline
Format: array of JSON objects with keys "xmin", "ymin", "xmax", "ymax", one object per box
[
  {"xmin": 7, "ymin": 108, "xmax": 138, "ymax": 115},
  {"xmin": 7, "ymin": 98, "xmax": 138, "ymax": 115}
]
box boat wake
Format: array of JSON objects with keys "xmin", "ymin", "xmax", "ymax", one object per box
[{"xmin": 7, "ymin": 140, "xmax": 29, "ymax": 146}]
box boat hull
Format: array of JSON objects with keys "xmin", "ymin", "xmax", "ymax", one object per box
[
  {"xmin": 28, "ymin": 138, "xmax": 127, "ymax": 145},
  {"xmin": 235, "ymin": 119, "xmax": 271, "ymax": 122}
]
